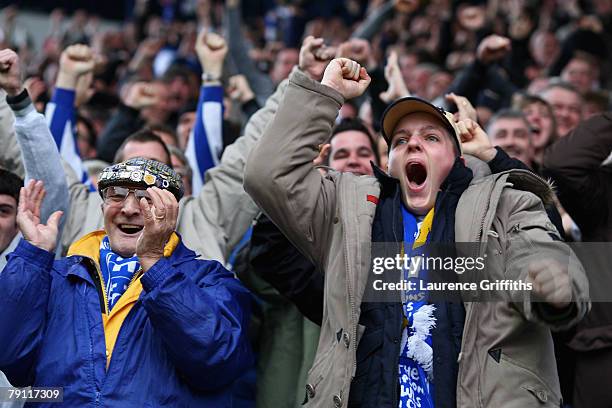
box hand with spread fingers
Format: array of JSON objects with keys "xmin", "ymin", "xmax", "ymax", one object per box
[
  {"xmin": 136, "ymin": 187, "xmax": 179, "ymax": 271},
  {"xmin": 528, "ymin": 259, "xmax": 572, "ymax": 309},
  {"xmin": 379, "ymin": 50, "xmax": 410, "ymax": 103},
  {"xmin": 321, "ymin": 58, "xmax": 371, "ymax": 100},
  {"xmin": 0, "ymin": 48, "xmax": 24, "ymax": 96},
  {"xmin": 299, "ymin": 36, "xmax": 335, "ymax": 81},
  {"xmin": 455, "ymin": 118, "xmax": 497, "ymax": 162},
  {"xmin": 16, "ymin": 180, "xmax": 63, "ymax": 252}
]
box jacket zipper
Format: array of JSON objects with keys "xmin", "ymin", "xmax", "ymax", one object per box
[
  {"xmin": 83, "ymin": 257, "xmax": 109, "ymax": 315},
  {"xmin": 343, "ymin": 196, "xmax": 358, "ymax": 386}
]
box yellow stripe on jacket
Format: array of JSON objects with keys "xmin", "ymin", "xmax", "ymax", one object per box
[{"xmin": 68, "ymin": 230, "xmax": 180, "ymax": 367}]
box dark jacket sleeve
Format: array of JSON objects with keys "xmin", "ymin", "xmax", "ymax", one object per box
[
  {"xmin": 445, "ymin": 60, "xmax": 488, "ymax": 105},
  {"xmin": 444, "ymin": 61, "xmax": 517, "ymax": 111},
  {"xmin": 488, "ymin": 147, "xmax": 565, "ymax": 239},
  {"xmin": 140, "ymin": 257, "xmax": 253, "ymax": 391},
  {"xmin": 241, "ymin": 98, "xmax": 261, "ymax": 122},
  {"xmin": 249, "ymin": 214, "xmax": 324, "ymax": 325},
  {"xmin": 0, "ymin": 239, "xmax": 54, "ymax": 386},
  {"xmin": 96, "ymin": 104, "xmax": 143, "ymax": 163},
  {"xmin": 542, "ymin": 113, "xmax": 612, "ymax": 233}
]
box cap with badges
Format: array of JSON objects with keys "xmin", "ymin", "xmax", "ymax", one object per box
[{"xmin": 98, "ymin": 158, "xmax": 184, "ymax": 201}]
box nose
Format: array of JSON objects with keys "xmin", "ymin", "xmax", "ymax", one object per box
[
  {"xmin": 346, "ymin": 152, "xmax": 360, "ymax": 167},
  {"xmin": 120, "ymin": 193, "xmax": 142, "ymax": 217},
  {"xmin": 407, "ymin": 136, "xmax": 422, "ymax": 152}
]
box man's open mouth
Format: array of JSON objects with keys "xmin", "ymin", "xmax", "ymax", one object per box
[
  {"xmin": 530, "ymin": 125, "xmax": 541, "ymax": 135},
  {"xmin": 118, "ymin": 224, "xmax": 144, "ymax": 234},
  {"xmin": 406, "ymin": 162, "xmax": 427, "ymax": 189}
]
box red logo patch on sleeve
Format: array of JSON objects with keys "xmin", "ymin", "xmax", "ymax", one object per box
[{"xmin": 366, "ymin": 195, "xmax": 379, "ymax": 204}]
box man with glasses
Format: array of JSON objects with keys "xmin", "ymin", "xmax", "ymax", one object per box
[{"xmin": 0, "ymin": 158, "xmax": 252, "ymax": 406}]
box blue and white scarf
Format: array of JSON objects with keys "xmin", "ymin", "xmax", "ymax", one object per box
[
  {"xmin": 99, "ymin": 236, "xmax": 140, "ymax": 311},
  {"xmin": 399, "ymin": 205, "xmax": 436, "ymax": 408}
]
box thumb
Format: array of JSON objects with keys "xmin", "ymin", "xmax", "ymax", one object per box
[
  {"xmin": 47, "ymin": 210, "xmax": 63, "ymax": 229},
  {"xmin": 379, "ymin": 90, "xmax": 391, "ymax": 103}
]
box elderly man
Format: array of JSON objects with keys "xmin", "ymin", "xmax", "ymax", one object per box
[
  {"xmin": 0, "ymin": 158, "xmax": 252, "ymax": 406},
  {"xmin": 244, "ymin": 58, "xmax": 589, "ymax": 407}
]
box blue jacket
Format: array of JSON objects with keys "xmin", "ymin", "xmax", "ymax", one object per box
[{"xmin": 0, "ymin": 236, "xmax": 253, "ymax": 407}]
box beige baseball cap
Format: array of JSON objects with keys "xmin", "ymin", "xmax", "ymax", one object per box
[{"xmin": 380, "ymin": 97, "xmax": 462, "ymax": 156}]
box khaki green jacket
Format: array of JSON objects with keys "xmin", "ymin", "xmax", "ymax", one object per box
[{"xmin": 244, "ymin": 70, "xmax": 590, "ymax": 407}]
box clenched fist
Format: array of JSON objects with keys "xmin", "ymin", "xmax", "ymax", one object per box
[
  {"xmin": 0, "ymin": 49, "xmax": 23, "ymax": 96},
  {"xmin": 195, "ymin": 31, "xmax": 227, "ymax": 80},
  {"xmin": 321, "ymin": 58, "xmax": 371, "ymax": 101},
  {"xmin": 123, "ymin": 82, "xmax": 159, "ymax": 110},
  {"xmin": 56, "ymin": 44, "xmax": 95, "ymax": 90},
  {"xmin": 529, "ymin": 259, "xmax": 572, "ymax": 309}
]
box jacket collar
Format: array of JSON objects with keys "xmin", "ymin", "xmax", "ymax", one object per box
[{"xmin": 61, "ymin": 230, "xmax": 195, "ymax": 281}]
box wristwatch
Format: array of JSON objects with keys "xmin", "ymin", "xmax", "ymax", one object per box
[{"xmin": 201, "ymin": 73, "xmax": 221, "ymax": 82}]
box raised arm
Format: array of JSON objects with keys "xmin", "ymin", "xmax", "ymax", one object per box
[
  {"xmin": 46, "ymin": 44, "xmax": 95, "ymax": 188},
  {"xmin": 177, "ymin": 71, "xmax": 287, "ymax": 262},
  {"xmin": 244, "ymin": 57, "xmax": 370, "ymax": 266},
  {"xmin": 185, "ymin": 32, "xmax": 226, "ymax": 195},
  {"xmin": 0, "ymin": 49, "xmax": 70, "ymax": 230},
  {"xmin": 0, "ymin": 91, "xmax": 23, "ymax": 178},
  {"xmin": 225, "ymin": 0, "xmax": 274, "ymax": 106}
]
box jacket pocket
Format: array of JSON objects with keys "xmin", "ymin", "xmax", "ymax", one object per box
[{"xmin": 480, "ymin": 349, "xmax": 561, "ymax": 407}]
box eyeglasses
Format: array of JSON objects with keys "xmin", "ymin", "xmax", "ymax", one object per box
[{"xmin": 102, "ymin": 186, "xmax": 152, "ymax": 205}]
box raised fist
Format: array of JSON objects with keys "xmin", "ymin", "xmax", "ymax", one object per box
[
  {"xmin": 195, "ymin": 31, "xmax": 227, "ymax": 79},
  {"xmin": 0, "ymin": 49, "xmax": 23, "ymax": 96},
  {"xmin": 60, "ymin": 44, "xmax": 95, "ymax": 77},
  {"xmin": 123, "ymin": 82, "xmax": 158, "ymax": 110},
  {"xmin": 228, "ymin": 75, "xmax": 255, "ymax": 103},
  {"xmin": 529, "ymin": 259, "xmax": 572, "ymax": 309},
  {"xmin": 299, "ymin": 36, "xmax": 335, "ymax": 81},
  {"xmin": 476, "ymin": 35, "xmax": 511, "ymax": 65},
  {"xmin": 321, "ymin": 58, "xmax": 371, "ymax": 100},
  {"xmin": 56, "ymin": 44, "xmax": 95, "ymax": 90}
]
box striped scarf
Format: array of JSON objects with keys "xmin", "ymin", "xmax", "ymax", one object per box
[{"xmin": 99, "ymin": 236, "xmax": 140, "ymax": 311}]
